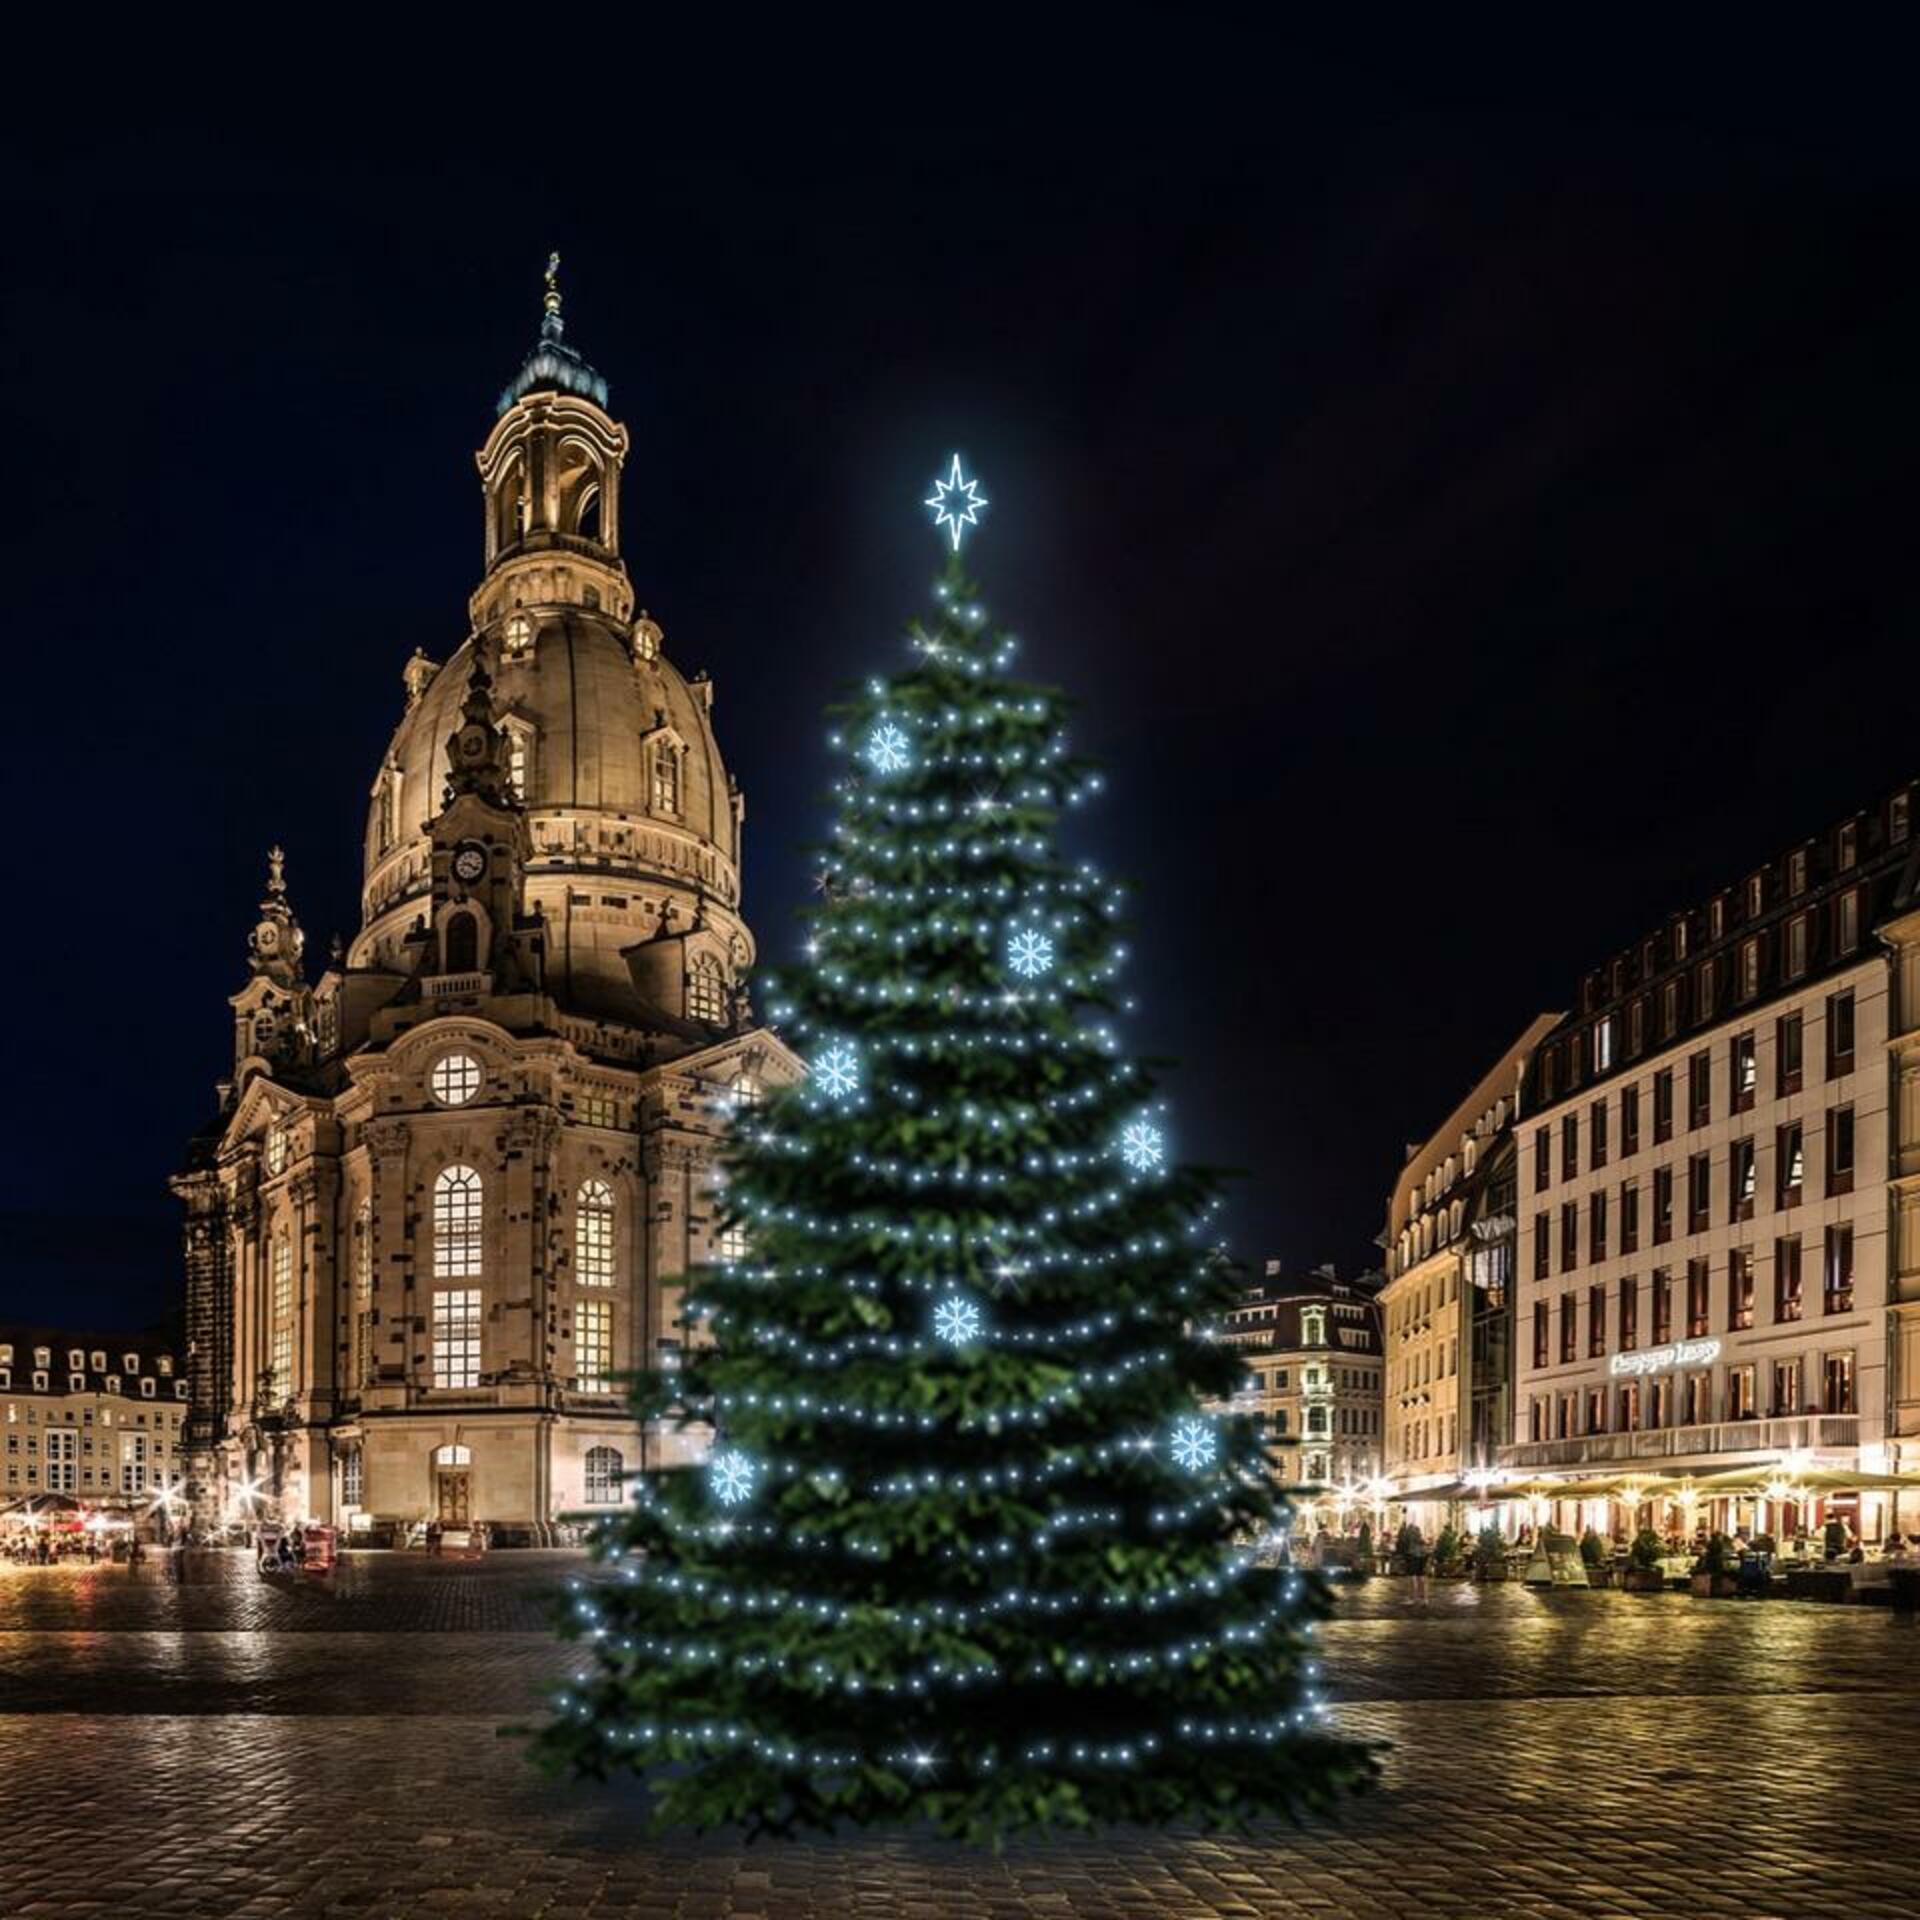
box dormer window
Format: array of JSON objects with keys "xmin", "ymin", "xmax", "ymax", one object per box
[
  {"xmin": 688, "ymin": 955, "xmax": 727, "ymax": 1024},
  {"xmin": 1709, "ymin": 896, "xmax": 1726, "ymax": 941},
  {"xmin": 1673, "ymin": 919, "xmax": 1689, "ymax": 961},
  {"xmin": 69, "ymin": 1373, "xmax": 85, "ymax": 1393},
  {"xmin": 1746, "ymin": 873, "xmax": 1765, "ymax": 917},
  {"xmin": 70, "ymin": 1350, "xmax": 85, "ymax": 1372},
  {"xmin": 139, "ymin": 1377, "xmax": 156, "ymax": 1398},
  {"xmin": 1894, "ymin": 792, "xmax": 1912, "ymax": 843},
  {"xmin": 504, "ymin": 723, "xmax": 533, "ymax": 802},
  {"xmin": 1788, "ymin": 848, "xmax": 1809, "ymax": 894},
  {"xmin": 124, "ymin": 1354, "xmax": 140, "ymax": 1375},
  {"xmin": 1838, "ymin": 820, "xmax": 1859, "ymax": 871},
  {"xmin": 651, "ymin": 739, "xmax": 683, "ymax": 815},
  {"xmin": 33, "ymin": 1348, "xmax": 49, "ymax": 1370}
]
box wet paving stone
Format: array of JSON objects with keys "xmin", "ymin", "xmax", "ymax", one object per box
[{"xmin": 0, "ymin": 1553, "xmax": 1912, "ymax": 1917}]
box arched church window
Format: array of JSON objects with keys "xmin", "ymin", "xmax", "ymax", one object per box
[
  {"xmin": 729, "ymin": 1070, "xmax": 763, "ymax": 1110},
  {"xmin": 688, "ymin": 956, "xmax": 726, "ymax": 1025},
  {"xmin": 576, "ymin": 485, "xmax": 601, "ymax": 542},
  {"xmin": 506, "ymin": 727, "xmax": 532, "ymax": 801},
  {"xmin": 433, "ymin": 1166, "xmax": 483, "ymax": 1281},
  {"xmin": 584, "ymin": 1445, "xmax": 622, "ymax": 1504},
  {"xmin": 576, "ymin": 1179, "xmax": 615, "ymax": 1287},
  {"xmin": 433, "ymin": 1443, "xmax": 471, "ymax": 1467},
  {"xmin": 651, "ymin": 741, "xmax": 682, "ymax": 816},
  {"xmin": 375, "ymin": 776, "xmax": 395, "ymax": 856},
  {"xmin": 265, "ymin": 1125, "xmax": 287, "ymax": 1177},
  {"xmin": 444, "ymin": 910, "xmax": 479, "ymax": 975}
]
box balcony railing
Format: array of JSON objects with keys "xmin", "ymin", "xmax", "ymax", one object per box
[
  {"xmin": 425, "ymin": 971, "xmax": 493, "ymax": 1000},
  {"xmin": 1505, "ymin": 1415, "xmax": 1860, "ymax": 1471}
]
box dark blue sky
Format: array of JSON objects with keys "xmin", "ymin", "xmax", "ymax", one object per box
[{"xmin": 3, "ymin": 29, "xmax": 1918, "ymax": 1331}]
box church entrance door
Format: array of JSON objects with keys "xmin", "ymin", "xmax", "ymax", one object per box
[{"xmin": 436, "ymin": 1470, "xmax": 471, "ymax": 1525}]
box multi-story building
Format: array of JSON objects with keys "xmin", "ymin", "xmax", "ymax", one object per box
[
  {"xmin": 1509, "ymin": 780, "xmax": 1919, "ymax": 1534},
  {"xmin": 1379, "ymin": 1017, "xmax": 1557, "ymax": 1512},
  {"xmin": 1216, "ymin": 1263, "xmax": 1384, "ymax": 1488},
  {"xmin": 174, "ymin": 267, "xmax": 797, "ymax": 1541},
  {"xmin": 0, "ymin": 1328, "xmax": 189, "ymax": 1520}
]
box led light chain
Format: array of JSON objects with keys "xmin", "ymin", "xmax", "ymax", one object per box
[{"xmin": 567, "ymin": 1554, "xmax": 1273, "ymax": 1631}]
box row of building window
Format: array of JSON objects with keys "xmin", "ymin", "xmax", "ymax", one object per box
[
  {"xmin": 0, "ymin": 1345, "xmax": 171, "ymax": 1377},
  {"xmin": 1531, "ymin": 1232, "xmax": 1856, "ymax": 1367},
  {"xmin": 1393, "ymin": 1411, "xmax": 1458, "ymax": 1465},
  {"xmin": 1537, "ymin": 997, "xmax": 1855, "ymax": 1194},
  {"xmin": 1536, "ymin": 1113, "xmax": 1850, "ymax": 1274},
  {"xmin": 1533, "ymin": 1109, "xmax": 1856, "ymax": 1277},
  {"xmin": 1528, "ymin": 1350, "xmax": 1858, "ymax": 1439}
]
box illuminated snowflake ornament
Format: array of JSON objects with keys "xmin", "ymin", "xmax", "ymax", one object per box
[
  {"xmin": 1170, "ymin": 1418, "xmax": 1218, "ymax": 1473},
  {"xmin": 813, "ymin": 1043, "xmax": 861, "ymax": 1101},
  {"xmin": 1119, "ymin": 1116, "xmax": 1166, "ymax": 1176},
  {"xmin": 865, "ymin": 721, "xmax": 911, "ymax": 774},
  {"xmin": 924, "ymin": 453, "xmax": 989, "ymax": 552},
  {"xmin": 709, "ymin": 1450, "xmax": 757, "ymax": 1507},
  {"xmin": 1005, "ymin": 927, "xmax": 1055, "ymax": 979},
  {"xmin": 933, "ymin": 1293, "xmax": 984, "ymax": 1347}
]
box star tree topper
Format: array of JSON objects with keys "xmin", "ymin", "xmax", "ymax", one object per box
[{"xmin": 925, "ymin": 453, "xmax": 989, "ymax": 551}]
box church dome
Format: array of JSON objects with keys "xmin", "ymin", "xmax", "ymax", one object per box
[
  {"xmin": 354, "ymin": 612, "xmax": 746, "ymax": 1021},
  {"xmin": 348, "ymin": 267, "xmax": 750, "ymax": 1024}
]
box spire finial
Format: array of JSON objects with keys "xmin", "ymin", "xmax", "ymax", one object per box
[
  {"xmin": 266, "ymin": 845, "xmax": 287, "ymax": 898},
  {"xmin": 542, "ymin": 251, "xmax": 564, "ymax": 342}
]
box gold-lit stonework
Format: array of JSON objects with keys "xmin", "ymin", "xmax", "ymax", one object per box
[{"xmin": 174, "ymin": 272, "xmax": 796, "ymax": 1541}]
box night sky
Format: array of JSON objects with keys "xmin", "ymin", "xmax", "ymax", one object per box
[{"xmin": 4, "ymin": 36, "xmax": 1918, "ymax": 1332}]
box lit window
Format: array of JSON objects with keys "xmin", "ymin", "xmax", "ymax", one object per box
[
  {"xmin": 121, "ymin": 1433, "xmax": 148, "ymax": 1496},
  {"xmin": 503, "ymin": 612, "xmax": 534, "ymax": 658},
  {"xmin": 430, "ymin": 1052, "xmax": 482, "ymax": 1107},
  {"xmin": 266, "ymin": 1125, "xmax": 287, "ymax": 1176},
  {"xmin": 576, "ymin": 1300, "xmax": 611, "ymax": 1392},
  {"xmin": 688, "ymin": 957, "xmax": 727, "ymax": 1024},
  {"xmin": 269, "ymin": 1329, "xmax": 290, "ymax": 1403},
  {"xmin": 507, "ymin": 727, "xmax": 532, "ymax": 800},
  {"xmin": 730, "ymin": 1070, "xmax": 763, "ymax": 1110},
  {"xmin": 651, "ymin": 741, "xmax": 682, "ymax": 814},
  {"xmin": 585, "ymin": 1444, "xmax": 623, "ymax": 1504},
  {"xmin": 44, "ymin": 1429, "xmax": 76, "ymax": 1494},
  {"xmin": 342, "ymin": 1451, "xmax": 363, "ymax": 1509},
  {"xmin": 718, "ymin": 1212, "xmax": 750, "ymax": 1263},
  {"xmin": 272, "ymin": 1235, "xmax": 292, "ymax": 1323},
  {"xmin": 576, "ymin": 1180, "xmax": 615, "ymax": 1287},
  {"xmin": 433, "ymin": 1166, "xmax": 483, "ymax": 1280},
  {"xmin": 431, "ymin": 1289, "xmax": 482, "ymax": 1389}
]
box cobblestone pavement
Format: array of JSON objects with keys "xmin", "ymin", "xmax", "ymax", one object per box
[{"xmin": 0, "ymin": 1552, "xmax": 1914, "ymax": 1918}]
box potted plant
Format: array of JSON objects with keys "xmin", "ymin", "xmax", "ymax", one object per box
[
  {"xmin": 1691, "ymin": 1531, "xmax": 1739, "ymax": 1598},
  {"xmin": 1622, "ymin": 1527, "xmax": 1666, "ymax": 1592},
  {"xmin": 1433, "ymin": 1523, "xmax": 1462, "ymax": 1578},
  {"xmin": 1473, "ymin": 1523, "xmax": 1509, "ymax": 1582},
  {"xmin": 1577, "ymin": 1529, "xmax": 1610, "ymax": 1587}
]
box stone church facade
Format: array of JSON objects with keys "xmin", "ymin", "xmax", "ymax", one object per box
[{"xmin": 174, "ymin": 270, "xmax": 796, "ymax": 1540}]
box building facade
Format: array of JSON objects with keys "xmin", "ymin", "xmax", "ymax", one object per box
[
  {"xmin": 1379, "ymin": 1017, "xmax": 1557, "ymax": 1509},
  {"xmin": 1509, "ymin": 782, "xmax": 1918, "ymax": 1520},
  {"xmin": 1216, "ymin": 1263, "xmax": 1384, "ymax": 1488},
  {"xmin": 0, "ymin": 1328, "xmax": 188, "ymax": 1516},
  {"xmin": 174, "ymin": 270, "xmax": 797, "ymax": 1540}
]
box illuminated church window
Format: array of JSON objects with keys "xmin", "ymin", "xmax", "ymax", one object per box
[
  {"xmin": 433, "ymin": 1166, "xmax": 483, "ymax": 1280},
  {"xmin": 688, "ymin": 956, "xmax": 726, "ymax": 1024},
  {"xmin": 576, "ymin": 1180, "xmax": 615, "ymax": 1287}
]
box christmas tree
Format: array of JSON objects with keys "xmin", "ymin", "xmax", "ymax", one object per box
[{"xmin": 534, "ymin": 459, "xmax": 1374, "ymax": 1838}]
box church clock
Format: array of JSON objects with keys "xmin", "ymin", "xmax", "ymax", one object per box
[{"xmin": 451, "ymin": 840, "xmax": 488, "ymax": 885}]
